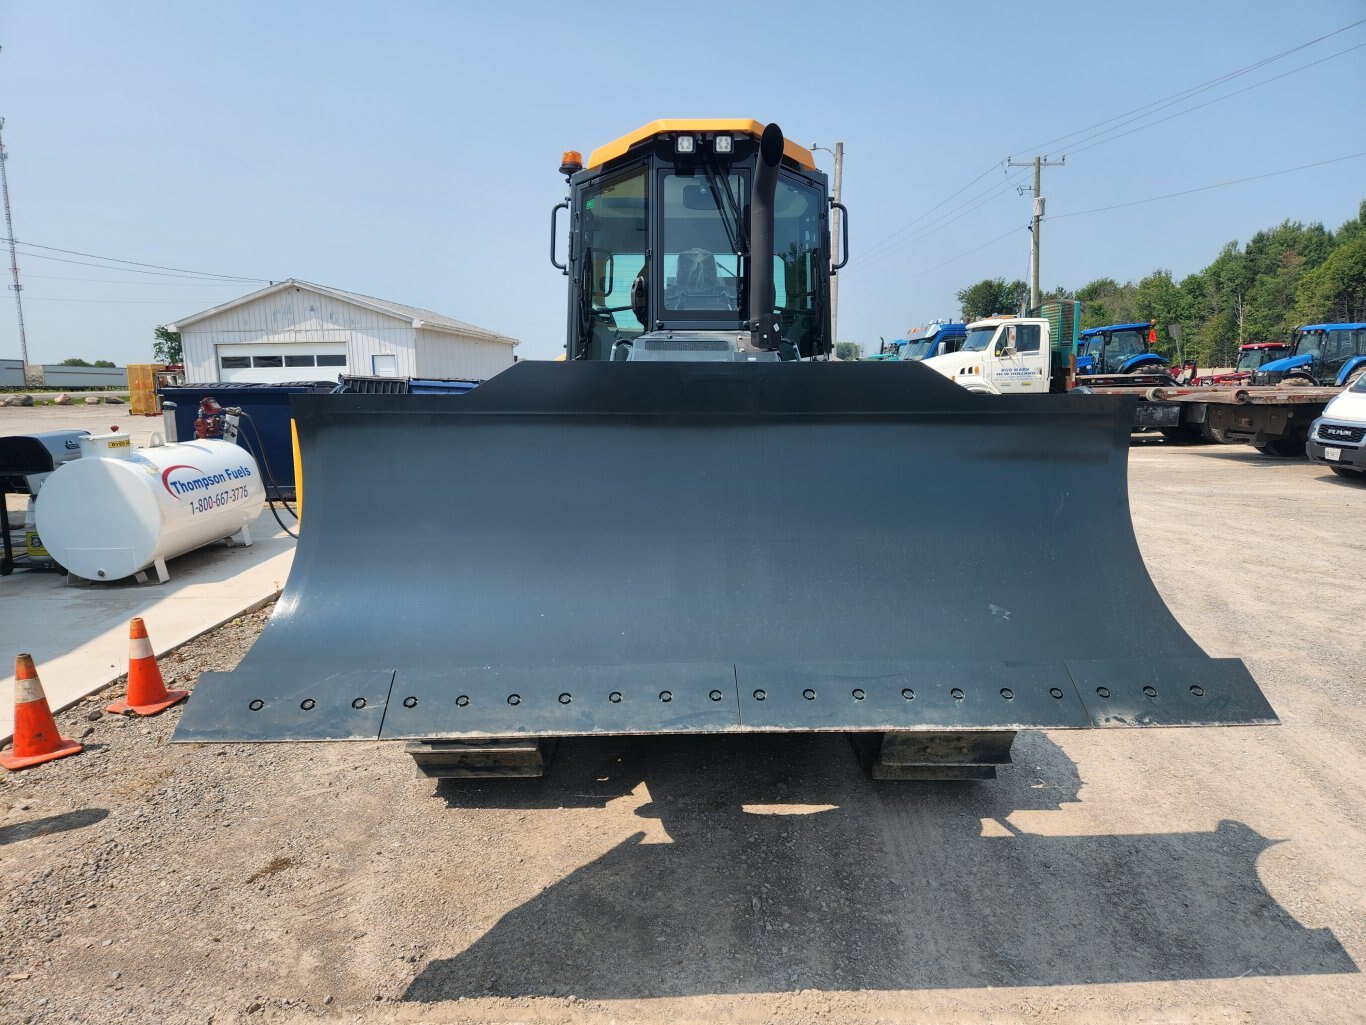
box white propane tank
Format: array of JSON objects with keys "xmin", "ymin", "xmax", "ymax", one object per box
[{"xmin": 35, "ymin": 435, "xmax": 266, "ymax": 582}]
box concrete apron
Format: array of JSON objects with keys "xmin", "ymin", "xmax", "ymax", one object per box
[{"xmin": 0, "ymin": 505, "xmax": 295, "ymax": 744}]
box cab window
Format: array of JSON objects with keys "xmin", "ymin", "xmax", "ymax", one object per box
[
  {"xmin": 1013, "ymin": 325, "xmax": 1041, "ymax": 353},
  {"xmin": 1107, "ymin": 330, "xmax": 1144, "ymax": 359},
  {"xmin": 1294, "ymin": 331, "xmax": 1324, "ymax": 358},
  {"xmin": 772, "ymin": 175, "xmax": 824, "ymax": 357},
  {"xmin": 580, "ymin": 166, "xmax": 648, "ymax": 340},
  {"xmin": 1321, "ymin": 329, "xmax": 1354, "ymax": 364},
  {"xmin": 661, "ymin": 171, "xmax": 746, "ymax": 314}
]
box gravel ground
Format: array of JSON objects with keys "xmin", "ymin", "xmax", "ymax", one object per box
[{"xmin": 2, "ymin": 438, "xmax": 1364, "ymax": 1025}]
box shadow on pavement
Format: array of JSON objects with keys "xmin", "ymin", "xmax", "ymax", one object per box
[
  {"xmin": 0, "ymin": 807, "xmax": 109, "ymax": 847},
  {"xmin": 1315, "ymin": 471, "xmax": 1366, "ymax": 488},
  {"xmin": 403, "ymin": 732, "xmax": 1355, "ymax": 999},
  {"xmin": 1163, "ymin": 445, "xmax": 1308, "ymax": 466}
]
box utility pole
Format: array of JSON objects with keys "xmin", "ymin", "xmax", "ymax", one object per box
[
  {"xmin": 0, "ymin": 117, "xmax": 29, "ymax": 367},
  {"xmin": 1007, "ymin": 154, "xmax": 1064, "ymax": 311},
  {"xmin": 811, "ymin": 141, "xmax": 843, "ymax": 355}
]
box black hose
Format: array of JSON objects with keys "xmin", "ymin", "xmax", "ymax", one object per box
[
  {"xmin": 237, "ymin": 413, "xmax": 298, "ymax": 517},
  {"xmin": 232, "ymin": 412, "xmax": 299, "ymax": 540},
  {"xmin": 262, "ymin": 490, "xmax": 299, "ymax": 540}
]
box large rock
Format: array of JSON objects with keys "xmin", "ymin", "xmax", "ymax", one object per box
[
  {"xmin": 104, "ymin": 394, "xmax": 125, "ymax": 404},
  {"xmin": 83, "ymin": 395, "xmax": 103, "ymax": 405},
  {"xmin": 52, "ymin": 393, "xmax": 73, "ymax": 405},
  {"xmin": 1, "ymin": 393, "xmax": 34, "ymax": 407}
]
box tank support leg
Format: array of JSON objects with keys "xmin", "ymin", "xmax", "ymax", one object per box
[
  {"xmin": 405, "ymin": 739, "xmax": 558, "ymax": 779},
  {"xmin": 853, "ymin": 731, "xmax": 1018, "ymax": 781},
  {"xmin": 133, "ymin": 558, "xmax": 170, "ymax": 585}
]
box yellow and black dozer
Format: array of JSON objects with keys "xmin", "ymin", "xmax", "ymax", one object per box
[{"xmin": 174, "ymin": 120, "xmax": 1276, "ymax": 779}]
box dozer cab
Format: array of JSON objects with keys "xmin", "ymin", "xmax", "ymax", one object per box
[{"xmin": 175, "ymin": 120, "xmax": 1275, "ymax": 780}]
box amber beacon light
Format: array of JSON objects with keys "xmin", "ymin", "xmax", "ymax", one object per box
[{"xmin": 559, "ymin": 150, "xmax": 583, "ymax": 178}]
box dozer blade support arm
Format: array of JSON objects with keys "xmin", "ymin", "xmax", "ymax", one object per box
[{"xmin": 174, "ymin": 361, "xmax": 1274, "ymax": 745}]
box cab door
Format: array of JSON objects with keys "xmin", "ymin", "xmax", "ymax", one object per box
[
  {"xmin": 1320, "ymin": 330, "xmax": 1354, "ymax": 384},
  {"xmin": 991, "ymin": 323, "xmax": 1047, "ymax": 393}
]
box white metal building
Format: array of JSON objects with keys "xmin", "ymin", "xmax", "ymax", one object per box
[{"xmin": 167, "ymin": 279, "xmax": 519, "ymax": 384}]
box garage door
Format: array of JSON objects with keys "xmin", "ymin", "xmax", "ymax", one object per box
[{"xmin": 215, "ymin": 343, "xmax": 348, "ymax": 383}]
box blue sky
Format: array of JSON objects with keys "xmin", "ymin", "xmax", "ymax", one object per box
[{"xmin": 2, "ymin": 0, "xmax": 1364, "ymax": 364}]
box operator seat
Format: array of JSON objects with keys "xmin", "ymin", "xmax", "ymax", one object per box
[{"xmin": 672, "ymin": 248, "xmax": 727, "ymax": 310}]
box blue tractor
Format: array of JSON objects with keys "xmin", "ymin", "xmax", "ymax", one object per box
[
  {"xmin": 1255, "ymin": 323, "xmax": 1366, "ymax": 387},
  {"xmin": 1075, "ymin": 322, "xmax": 1171, "ymax": 379}
]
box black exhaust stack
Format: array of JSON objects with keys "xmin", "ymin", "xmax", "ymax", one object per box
[{"xmin": 748, "ymin": 122, "xmax": 784, "ymax": 351}]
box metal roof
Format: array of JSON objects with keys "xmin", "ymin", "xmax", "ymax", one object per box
[
  {"xmin": 1297, "ymin": 323, "xmax": 1366, "ymax": 332},
  {"xmin": 1079, "ymin": 323, "xmax": 1152, "ymax": 338},
  {"xmin": 165, "ymin": 279, "xmax": 519, "ymax": 345}
]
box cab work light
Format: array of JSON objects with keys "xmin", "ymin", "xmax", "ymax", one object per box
[
  {"xmin": 714, "ymin": 135, "xmax": 733, "ymax": 154},
  {"xmin": 675, "ymin": 135, "xmax": 696, "ymax": 155}
]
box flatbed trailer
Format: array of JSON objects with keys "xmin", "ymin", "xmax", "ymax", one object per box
[{"xmin": 1087, "ymin": 384, "xmax": 1341, "ymax": 455}]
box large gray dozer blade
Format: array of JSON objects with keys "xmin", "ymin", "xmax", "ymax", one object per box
[{"xmin": 173, "ymin": 361, "xmax": 1275, "ymax": 745}]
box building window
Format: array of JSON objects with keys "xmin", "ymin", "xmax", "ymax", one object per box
[
  {"xmin": 284, "ymin": 355, "xmax": 316, "ymax": 367},
  {"xmin": 372, "ymin": 354, "xmax": 398, "ymax": 377},
  {"xmin": 316, "ymin": 354, "xmax": 346, "ymax": 367},
  {"xmin": 220, "ymin": 356, "xmax": 250, "ymax": 369},
  {"xmin": 252, "ymin": 355, "xmax": 284, "ymax": 368}
]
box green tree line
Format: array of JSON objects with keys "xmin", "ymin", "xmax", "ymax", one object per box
[{"xmin": 955, "ymin": 198, "xmax": 1366, "ymax": 368}]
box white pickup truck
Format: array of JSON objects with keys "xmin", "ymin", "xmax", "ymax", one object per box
[
  {"xmin": 920, "ymin": 316, "xmax": 1055, "ymax": 395},
  {"xmin": 1306, "ymin": 375, "xmax": 1366, "ymax": 479}
]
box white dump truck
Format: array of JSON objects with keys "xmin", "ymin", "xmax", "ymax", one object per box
[
  {"xmin": 922, "ymin": 313, "xmax": 1342, "ymax": 455},
  {"xmin": 920, "ymin": 315, "xmax": 1059, "ymax": 395}
]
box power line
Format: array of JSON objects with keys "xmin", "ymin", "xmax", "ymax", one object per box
[
  {"xmin": 12, "ymin": 248, "xmax": 268, "ymax": 281},
  {"xmin": 853, "ymin": 19, "xmax": 1366, "ymax": 283},
  {"xmin": 1064, "ymin": 39, "xmax": 1366, "ymax": 159},
  {"xmin": 1049, "ymin": 150, "xmax": 1366, "ymax": 220},
  {"xmin": 23, "ymin": 296, "xmax": 234, "ymax": 304},
  {"xmin": 859, "ymin": 171, "xmax": 1022, "ymax": 263},
  {"xmin": 4, "ymin": 237, "xmax": 266, "ymax": 282},
  {"xmin": 846, "ymin": 20, "xmax": 1360, "ymax": 282},
  {"xmin": 843, "ymin": 21, "xmax": 1366, "ymax": 329},
  {"xmin": 854, "ymin": 152, "xmax": 1365, "ymax": 314},
  {"xmin": 1017, "ymin": 16, "xmax": 1366, "ymax": 155},
  {"xmin": 858, "ymin": 162, "xmax": 1003, "ymax": 262},
  {"xmin": 21, "ymin": 273, "xmax": 247, "ymax": 286},
  {"xmin": 857, "ymin": 170, "xmax": 1033, "ymax": 271},
  {"xmin": 853, "ymin": 226, "xmax": 1025, "ymax": 302}
]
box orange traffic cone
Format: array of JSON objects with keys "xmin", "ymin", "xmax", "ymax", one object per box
[
  {"xmin": 1, "ymin": 655, "xmax": 83, "ymax": 770},
  {"xmin": 106, "ymin": 618, "xmax": 188, "ymax": 716}
]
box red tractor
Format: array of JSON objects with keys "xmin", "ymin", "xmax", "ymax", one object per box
[{"xmin": 1198, "ymin": 342, "xmax": 1290, "ymax": 386}]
